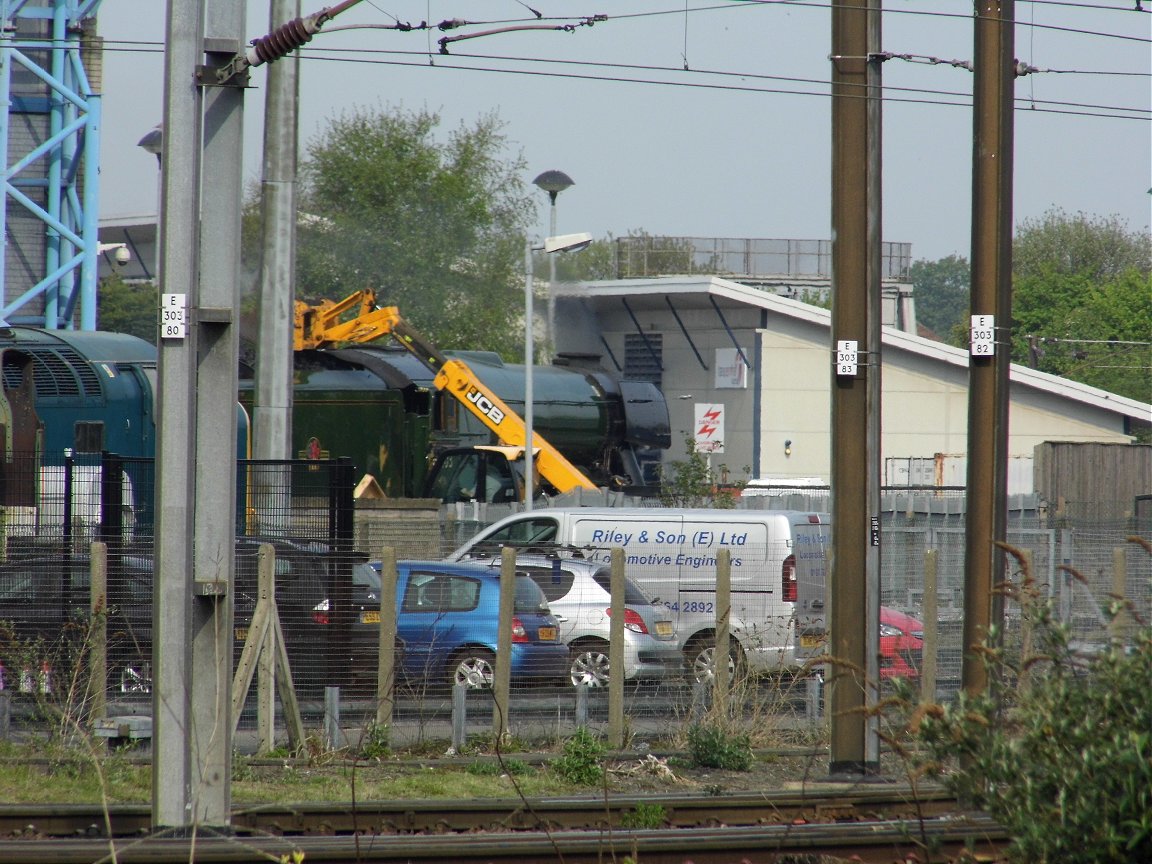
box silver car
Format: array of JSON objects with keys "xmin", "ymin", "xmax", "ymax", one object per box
[{"xmin": 484, "ymin": 554, "xmax": 682, "ymax": 687}]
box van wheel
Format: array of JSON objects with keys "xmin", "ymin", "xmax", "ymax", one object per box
[
  {"xmin": 686, "ymin": 636, "xmax": 742, "ymax": 686},
  {"xmin": 569, "ymin": 642, "xmax": 611, "ymax": 687},
  {"xmin": 449, "ymin": 649, "xmax": 496, "ymax": 689}
]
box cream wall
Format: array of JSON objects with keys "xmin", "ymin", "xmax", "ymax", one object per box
[{"xmin": 560, "ymin": 280, "xmax": 1144, "ymax": 488}]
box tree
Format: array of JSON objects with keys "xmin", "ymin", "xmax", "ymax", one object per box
[
  {"xmin": 1014, "ymin": 208, "xmax": 1151, "ymax": 283},
  {"xmin": 1011, "ymin": 209, "xmax": 1150, "ymax": 403},
  {"xmin": 97, "ymin": 274, "xmax": 156, "ymax": 344},
  {"xmin": 908, "ymin": 254, "xmax": 969, "ymax": 343},
  {"xmin": 245, "ymin": 106, "xmax": 537, "ymax": 359}
]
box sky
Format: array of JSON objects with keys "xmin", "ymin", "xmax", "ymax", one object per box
[{"xmin": 96, "ymin": 1, "xmax": 1150, "ymax": 264}]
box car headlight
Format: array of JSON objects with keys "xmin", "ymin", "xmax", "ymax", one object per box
[{"xmin": 879, "ymin": 623, "xmax": 905, "ymax": 638}]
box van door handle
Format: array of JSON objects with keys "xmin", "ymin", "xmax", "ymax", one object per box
[
  {"xmin": 810, "ymin": 601, "xmax": 824, "ymax": 609},
  {"xmin": 554, "ymin": 614, "xmax": 568, "ymax": 622}
]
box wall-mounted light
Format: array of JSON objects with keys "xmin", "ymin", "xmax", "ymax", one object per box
[{"xmin": 784, "ymin": 439, "xmax": 792, "ymax": 457}]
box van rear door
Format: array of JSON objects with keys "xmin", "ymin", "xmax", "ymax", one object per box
[{"xmin": 791, "ymin": 514, "xmax": 831, "ymax": 663}]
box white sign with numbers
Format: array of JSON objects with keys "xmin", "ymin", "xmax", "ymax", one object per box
[
  {"xmin": 970, "ymin": 315, "xmax": 995, "ymax": 356},
  {"xmin": 161, "ymin": 293, "xmax": 187, "ymax": 340},
  {"xmin": 836, "ymin": 340, "xmax": 858, "ymax": 376}
]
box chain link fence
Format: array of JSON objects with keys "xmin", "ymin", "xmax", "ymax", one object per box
[{"xmin": 0, "ymin": 457, "xmax": 1147, "ymax": 752}]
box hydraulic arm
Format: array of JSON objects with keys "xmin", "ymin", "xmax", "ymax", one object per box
[{"xmin": 293, "ymin": 291, "xmax": 598, "ymax": 494}]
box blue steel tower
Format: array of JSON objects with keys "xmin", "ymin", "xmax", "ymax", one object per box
[{"xmin": 0, "ymin": 0, "xmax": 102, "ymax": 329}]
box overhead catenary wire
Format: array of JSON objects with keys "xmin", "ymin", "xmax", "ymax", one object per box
[
  {"xmin": 87, "ymin": 0, "xmax": 1149, "ymax": 123},
  {"xmin": 93, "ymin": 38, "xmax": 1149, "ymax": 121}
]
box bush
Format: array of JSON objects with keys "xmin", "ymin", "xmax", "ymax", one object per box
[
  {"xmin": 686, "ymin": 723, "xmax": 753, "ymax": 771},
  {"xmin": 551, "ymin": 727, "xmax": 605, "ymax": 785},
  {"xmin": 911, "ymin": 558, "xmax": 1151, "ymax": 864}
]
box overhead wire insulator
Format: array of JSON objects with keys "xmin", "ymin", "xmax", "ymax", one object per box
[{"xmin": 246, "ymin": 16, "xmax": 323, "ymax": 67}]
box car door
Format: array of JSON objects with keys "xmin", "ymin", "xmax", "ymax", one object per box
[{"xmin": 396, "ymin": 568, "xmax": 484, "ymax": 681}]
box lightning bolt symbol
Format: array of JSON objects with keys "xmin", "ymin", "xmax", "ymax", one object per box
[
  {"xmin": 702, "ymin": 408, "xmax": 721, "ymax": 421},
  {"xmin": 698, "ymin": 424, "xmax": 717, "ymax": 436}
]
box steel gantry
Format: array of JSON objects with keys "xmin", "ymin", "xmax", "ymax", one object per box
[{"xmin": 0, "ymin": 0, "xmax": 103, "ymax": 329}]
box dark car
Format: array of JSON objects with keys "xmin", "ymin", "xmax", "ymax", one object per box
[
  {"xmin": 298, "ymin": 559, "xmax": 569, "ymax": 694},
  {"xmin": 0, "ymin": 538, "xmax": 334, "ymax": 700},
  {"xmin": 0, "ymin": 552, "xmax": 154, "ymax": 696}
]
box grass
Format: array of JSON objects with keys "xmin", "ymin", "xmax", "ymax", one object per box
[{"xmin": 0, "ymin": 739, "xmax": 600, "ymax": 805}]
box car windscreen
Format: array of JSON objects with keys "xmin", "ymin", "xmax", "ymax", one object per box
[{"xmin": 591, "ymin": 570, "xmax": 654, "ymax": 605}]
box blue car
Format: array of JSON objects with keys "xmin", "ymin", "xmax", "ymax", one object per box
[{"xmin": 316, "ymin": 560, "xmax": 568, "ymax": 690}]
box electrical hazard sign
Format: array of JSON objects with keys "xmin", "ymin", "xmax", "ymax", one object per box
[{"xmin": 694, "ymin": 403, "xmax": 725, "ymax": 454}]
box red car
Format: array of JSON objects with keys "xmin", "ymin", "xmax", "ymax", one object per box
[{"xmin": 879, "ymin": 606, "xmax": 924, "ymax": 681}]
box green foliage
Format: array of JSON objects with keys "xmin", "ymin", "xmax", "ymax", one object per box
[
  {"xmin": 911, "ymin": 569, "xmax": 1152, "ymax": 864},
  {"xmin": 620, "ymin": 802, "xmax": 667, "ymax": 829},
  {"xmin": 659, "ymin": 436, "xmax": 740, "ymax": 508},
  {"xmin": 1010, "ymin": 209, "xmax": 1151, "ymax": 404},
  {"xmin": 96, "ymin": 274, "xmax": 156, "ymax": 343},
  {"xmin": 908, "ymin": 210, "xmax": 1150, "ymax": 404},
  {"xmin": 1013, "ymin": 208, "xmax": 1151, "ymax": 283},
  {"xmin": 909, "ymin": 254, "xmax": 970, "ymax": 342},
  {"xmin": 359, "ymin": 722, "xmax": 391, "ymax": 760},
  {"xmin": 244, "ymin": 105, "xmax": 535, "ymax": 360},
  {"xmin": 465, "ymin": 758, "xmax": 528, "ymax": 777},
  {"xmin": 686, "ymin": 723, "xmax": 753, "ymax": 771},
  {"xmin": 551, "ymin": 726, "xmax": 605, "ymax": 785}
]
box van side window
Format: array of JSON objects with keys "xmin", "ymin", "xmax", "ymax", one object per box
[{"xmin": 483, "ymin": 517, "xmax": 559, "ymax": 547}]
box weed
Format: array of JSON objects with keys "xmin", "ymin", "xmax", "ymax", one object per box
[
  {"xmin": 620, "ymin": 802, "xmax": 667, "ymax": 829},
  {"xmin": 465, "ymin": 758, "xmax": 529, "ymax": 777},
  {"xmin": 551, "ymin": 726, "xmax": 605, "ymax": 785},
  {"xmin": 903, "ymin": 544, "xmax": 1152, "ymax": 864},
  {"xmin": 232, "ymin": 751, "xmax": 255, "ymax": 782},
  {"xmin": 359, "ymin": 722, "xmax": 391, "ymax": 760},
  {"xmin": 686, "ymin": 723, "xmax": 753, "ymax": 771}
]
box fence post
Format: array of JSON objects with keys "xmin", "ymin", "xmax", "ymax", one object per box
[
  {"xmin": 451, "ymin": 684, "xmax": 467, "ymax": 753},
  {"xmin": 1109, "ymin": 547, "xmax": 1129, "ymax": 642},
  {"xmin": 493, "ymin": 548, "xmax": 515, "ymax": 743},
  {"xmin": 714, "ymin": 549, "xmax": 732, "ymax": 713},
  {"xmin": 919, "ymin": 548, "xmax": 939, "ymax": 702},
  {"xmin": 607, "ymin": 548, "xmax": 626, "ymax": 749},
  {"xmin": 256, "ymin": 544, "xmax": 276, "ymax": 754},
  {"xmin": 89, "ymin": 541, "xmax": 108, "ymax": 722},
  {"xmin": 376, "ymin": 547, "xmax": 398, "ymax": 730}
]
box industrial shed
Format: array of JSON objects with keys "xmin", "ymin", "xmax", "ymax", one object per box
[{"xmin": 550, "ymin": 275, "xmax": 1150, "ymax": 495}]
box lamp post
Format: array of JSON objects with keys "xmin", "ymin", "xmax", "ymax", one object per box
[
  {"xmin": 532, "ymin": 171, "xmax": 574, "ymax": 350},
  {"xmin": 523, "ymin": 231, "xmax": 592, "ymax": 510}
]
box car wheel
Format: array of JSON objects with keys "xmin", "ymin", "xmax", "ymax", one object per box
[
  {"xmin": 449, "ymin": 649, "xmax": 496, "ymax": 689},
  {"xmin": 686, "ymin": 636, "xmax": 742, "ymax": 686},
  {"xmin": 569, "ymin": 643, "xmax": 611, "ymax": 687}
]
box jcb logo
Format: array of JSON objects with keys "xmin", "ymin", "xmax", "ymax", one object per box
[{"xmin": 465, "ymin": 386, "xmax": 505, "ymax": 425}]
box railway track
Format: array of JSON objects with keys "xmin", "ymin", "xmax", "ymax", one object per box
[
  {"xmin": 0, "ymin": 788, "xmax": 1009, "ymax": 862},
  {"xmin": 0, "ymin": 786, "xmax": 961, "ymax": 837}
]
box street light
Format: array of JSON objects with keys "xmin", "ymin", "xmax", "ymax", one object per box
[
  {"xmin": 524, "ymin": 231, "xmax": 592, "ymax": 510},
  {"xmin": 532, "ymin": 171, "xmax": 574, "ymax": 348},
  {"xmin": 138, "ymin": 124, "xmax": 163, "ymax": 166}
]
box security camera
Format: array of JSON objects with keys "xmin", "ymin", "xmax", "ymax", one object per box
[{"xmin": 98, "ymin": 242, "xmax": 131, "ymax": 267}]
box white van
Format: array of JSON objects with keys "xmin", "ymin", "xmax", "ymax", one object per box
[{"xmin": 447, "ymin": 508, "xmax": 830, "ymax": 682}]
